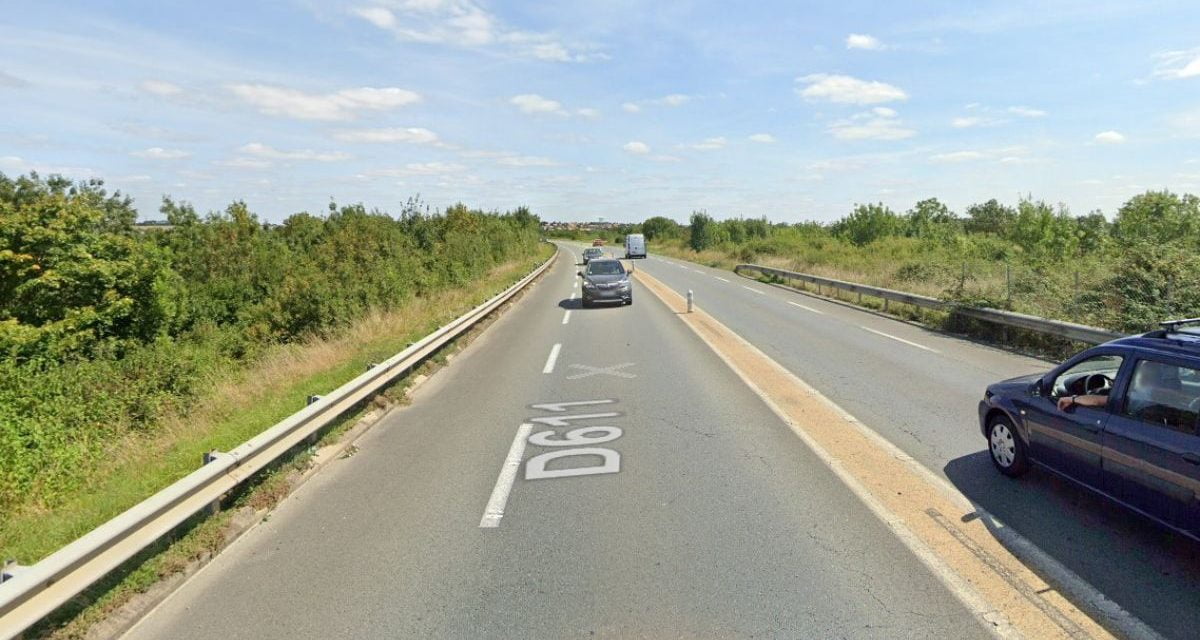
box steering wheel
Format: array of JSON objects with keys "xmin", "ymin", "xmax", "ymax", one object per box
[{"xmin": 1085, "ymin": 373, "xmax": 1112, "ymax": 395}]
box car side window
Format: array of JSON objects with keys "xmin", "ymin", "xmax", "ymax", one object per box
[
  {"xmin": 1051, "ymin": 354, "xmax": 1123, "ymax": 399},
  {"xmin": 1119, "ymin": 359, "xmax": 1200, "ymax": 436}
]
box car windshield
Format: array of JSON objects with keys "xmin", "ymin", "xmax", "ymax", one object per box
[
  {"xmin": 585, "ymin": 249, "xmax": 601, "ymax": 256},
  {"xmin": 587, "ymin": 261, "xmax": 625, "ymax": 276}
]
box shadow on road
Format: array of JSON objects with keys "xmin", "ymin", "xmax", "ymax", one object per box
[
  {"xmin": 943, "ymin": 452, "xmax": 1200, "ymax": 640},
  {"xmin": 558, "ymin": 297, "xmax": 629, "ymax": 311}
]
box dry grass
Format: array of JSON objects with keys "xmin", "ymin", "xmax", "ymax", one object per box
[{"xmin": 1, "ymin": 248, "xmax": 551, "ymax": 563}]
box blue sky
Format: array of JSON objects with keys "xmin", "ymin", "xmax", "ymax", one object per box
[{"xmin": 2, "ymin": 0, "xmax": 1199, "ymax": 223}]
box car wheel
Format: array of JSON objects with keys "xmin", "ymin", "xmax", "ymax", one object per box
[
  {"xmin": 987, "ymin": 415, "xmax": 1029, "ymax": 477},
  {"xmin": 625, "ymin": 297, "xmax": 633, "ymax": 305}
]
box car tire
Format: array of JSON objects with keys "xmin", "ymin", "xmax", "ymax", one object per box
[{"xmin": 987, "ymin": 415, "xmax": 1029, "ymax": 478}]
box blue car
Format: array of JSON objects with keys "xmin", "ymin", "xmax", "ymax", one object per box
[{"xmin": 979, "ymin": 319, "xmax": 1200, "ymax": 540}]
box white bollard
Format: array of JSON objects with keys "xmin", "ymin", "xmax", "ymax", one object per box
[{"xmin": 687, "ymin": 290, "xmax": 694, "ymax": 313}]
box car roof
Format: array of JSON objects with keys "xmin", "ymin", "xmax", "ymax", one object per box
[
  {"xmin": 587, "ymin": 258, "xmax": 621, "ymax": 265},
  {"xmin": 1105, "ymin": 330, "xmax": 1200, "ymax": 361}
]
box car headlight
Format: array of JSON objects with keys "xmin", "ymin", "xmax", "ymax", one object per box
[
  {"xmin": 618, "ymin": 280, "xmax": 630, "ymax": 289},
  {"xmin": 583, "ymin": 280, "xmax": 596, "ymax": 289}
]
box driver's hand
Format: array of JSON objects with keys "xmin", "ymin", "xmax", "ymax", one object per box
[{"xmin": 1057, "ymin": 396, "xmax": 1074, "ymax": 411}]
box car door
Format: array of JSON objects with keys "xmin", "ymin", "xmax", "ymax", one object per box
[
  {"xmin": 1018, "ymin": 351, "xmax": 1126, "ymax": 489},
  {"xmin": 1101, "ymin": 356, "xmax": 1200, "ymax": 533}
]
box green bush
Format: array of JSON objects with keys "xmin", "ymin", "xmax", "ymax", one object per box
[{"xmin": 0, "ymin": 172, "xmax": 541, "ymax": 513}]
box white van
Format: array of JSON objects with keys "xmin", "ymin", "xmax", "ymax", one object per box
[{"xmin": 624, "ymin": 233, "xmax": 647, "ymax": 259}]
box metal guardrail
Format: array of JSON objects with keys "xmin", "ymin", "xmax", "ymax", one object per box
[
  {"xmin": 734, "ymin": 263, "xmax": 1126, "ymax": 345},
  {"xmin": 0, "ymin": 247, "xmax": 559, "ymax": 639}
]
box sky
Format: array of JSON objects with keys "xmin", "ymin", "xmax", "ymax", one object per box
[{"xmin": 2, "ymin": 0, "xmax": 1200, "ymax": 224}]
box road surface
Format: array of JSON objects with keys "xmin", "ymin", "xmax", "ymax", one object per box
[{"xmin": 126, "ymin": 247, "xmax": 992, "ymax": 639}]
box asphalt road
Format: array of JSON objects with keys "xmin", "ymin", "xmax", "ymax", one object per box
[
  {"xmin": 125, "ymin": 247, "xmax": 992, "ymax": 639},
  {"xmin": 620, "ymin": 246, "xmax": 1200, "ymax": 640}
]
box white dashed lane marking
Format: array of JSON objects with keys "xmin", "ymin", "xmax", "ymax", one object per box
[
  {"xmin": 860, "ymin": 326, "xmax": 939, "ymax": 353},
  {"xmin": 542, "ymin": 343, "xmax": 562, "ymax": 374},
  {"xmin": 787, "ymin": 301, "xmax": 824, "ymax": 315}
]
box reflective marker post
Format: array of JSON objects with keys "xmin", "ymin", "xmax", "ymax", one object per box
[{"xmin": 687, "ymin": 290, "xmax": 694, "ymax": 313}]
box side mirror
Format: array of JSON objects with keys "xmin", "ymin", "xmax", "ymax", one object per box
[
  {"xmin": 577, "ymin": 271, "xmax": 583, "ymax": 277},
  {"xmin": 1031, "ymin": 379, "xmax": 1043, "ymax": 396}
]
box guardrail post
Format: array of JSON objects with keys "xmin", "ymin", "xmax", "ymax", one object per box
[
  {"xmin": 883, "ymin": 299, "xmax": 889, "ymax": 313},
  {"xmin": 1, "ymin": 560, "xmax": 27, "ymax": 585},
  {"xmin": 687, "ymin": 290, "xmax": 694, "ymax": 313},
  {"xmin": 200, "ymin": 451, "xmax": 226, "ymax": 515}
]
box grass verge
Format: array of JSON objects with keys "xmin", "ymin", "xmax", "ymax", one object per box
[{"xmin": 2, "ymin": 244, "xmax": 555, "ymax": 564}]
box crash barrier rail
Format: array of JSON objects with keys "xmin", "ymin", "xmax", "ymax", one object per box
[
  {"xmin": 0, "ymin": 246, "xmax": 560, "ymax": 640},
  {"xmin": 734, "ymin": 263, "xmax": 1126, "ymax": 345}
]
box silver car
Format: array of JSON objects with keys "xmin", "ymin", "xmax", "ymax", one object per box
[{"xmin": 579, "ymin": 259, "xmax": 632, "ymax": 307}]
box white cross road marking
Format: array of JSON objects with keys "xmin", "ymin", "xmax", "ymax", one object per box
[
  {"xmin": 565, "ymin": 362, "xmax": 637, "ymax": 380},
  {"xmin": 530, "ymin": 399, "xmax": 616, "ymax": 412},
  {"xmin": 530, "ymin": 412, "xmax": 621, "ymax": 427}
]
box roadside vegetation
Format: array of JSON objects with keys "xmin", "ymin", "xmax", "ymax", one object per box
[
  {"xmin": 0, "ymin": 172, "xmax": 544, "ymax": 561},
  {"xmin": 551, "ymin": 191, "xmax": 1200, "ymax": 336}
]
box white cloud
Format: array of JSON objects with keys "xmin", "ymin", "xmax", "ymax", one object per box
[
  {"xmin": 334, "ymin": 127, "xmax": 442, "ymax": 145},
  {"xmin": 510, "ymin": 93, "xmax": 566, "ymax": 116},
  {"xmin": 369, "ymin": 162, "xmax": 467, "ymax": 177},
  {"xmin": 1094, "ymin": 130, "xmax": 1126, "ymax": 144},
  {"xmin": 0, "ymin": 71, "xmax": 29, "ymax": 88},
  {"xmin": 951, "ymin": 116, "xmax": 1004, "ymax": 128},
  {"xmin": 496, "ymin": 155, "xmax": 558, "ymax": 167},
  {"xmin": 352, "ymin": 6, "xmax": 396, "ymax": 29},
  {"xmin": 748, "ymin": 133, "xmax": 776, "ymax": 143},
  {"xmin": 575, "ymin": 107, "xmax": 600, "ymax": 118},
  {"xmin": 1153, "ymin": 47, "xmax": 1200, "ymax": 79},
  {"xmin": 228, "ymin": 84, "xmax": 420, "ymax": 121},
  {"xmin": 929, "ymin": 150, "xmax": 985, "ymax": 162},
  {"xmin": 796, "ymin": 73, "xmax": 907, "ymax": 104},
  {"xmin": 621, "ymin": 102, "xmax": 640, "ymax": 113},
  {"xmin": 654, "ymin": 93, "xmax": 691, "ymax": 107},
  {"xmin": 623, "ymin": 141, "xmax": 650, "ymax": 155},
  {"xmin": 845, "ymin": 33, "xmax": 884, "ymax": 50},
  {"xmin": 350, "ymin": 1, "xmax": 603, "ymax": 63},
  {"xmin": 237, "ymin": 143, "xmax": 351, "ymax": 162},
  {"xmin": 690, "ymin": 136, "xmax": 727, "ymax": 150},
  {"xmin": 132, "ymin": 147, "xmax": 190, "ymax": 159},
  {"xmin": 218, "ymin": 157, "xmax": 273, "ymax": 169},
  {"xmin": 1008, "ymin": 105, "xmax": 1047, "ymax": 117},
  {"xmin": 140, "ymin": 80, "xmax": 183, "ymax": 96},
  {"xmin": 827, "ymin": 109, "xmax": 915, "ymax": 140}
]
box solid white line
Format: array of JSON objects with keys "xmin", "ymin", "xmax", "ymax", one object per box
[
  {"xmin": 742, "ymin": 285, "xmax": 766, "ymax": 294},
  {"xmin": 860, "ymin": 326, "xmax": 939, "ymax": 353},
  {"xmin": 542, "ymin": 343, "xmax": 561, "ymax": 374},
  {"xmin": 562, "ymin": 310, "xmax": 571, "ymax": 325},
  {"xmin": 480, "ymin": 423, "xmax": 533, "ymax": 528},
  {"xmin": 714, "ymin": 276, "xmax": 730, "ymax": 283},
  {"xmin": 787, "ymin": 300, "xmax": 824, "ymax": 314}
]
